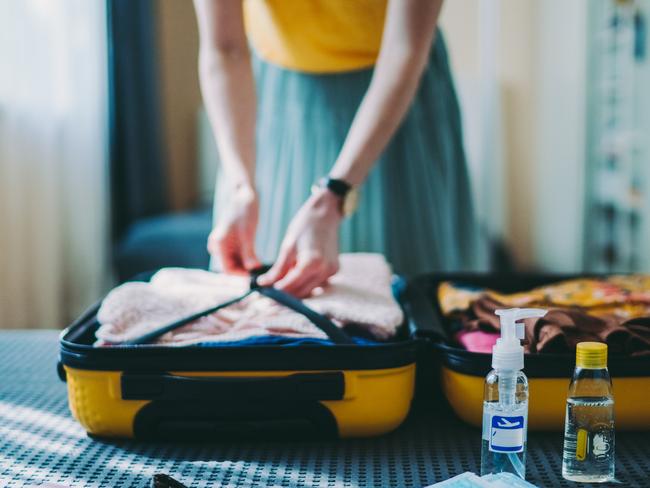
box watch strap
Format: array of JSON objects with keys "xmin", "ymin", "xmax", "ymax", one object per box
[{"xmin": 320, "ymin": 177, "xmax": 351, "ymax": 198}]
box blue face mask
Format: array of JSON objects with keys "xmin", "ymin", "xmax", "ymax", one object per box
[{"xmin": 426, "ymin": 472, "xmax": 539, "ymax": 488}]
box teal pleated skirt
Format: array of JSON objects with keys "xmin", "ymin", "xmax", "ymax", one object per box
[{"xmin": 219, "ymin": 32, "xmax": 480, "ymax": 275}]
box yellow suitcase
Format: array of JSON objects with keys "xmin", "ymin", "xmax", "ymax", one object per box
[
  {"xmin": 58, "ymin": 272, "xmax": 419, "ymax": 440},
  {"xmin": 401, "ymin": 273, "xmax": 650, "ymax": 431}
]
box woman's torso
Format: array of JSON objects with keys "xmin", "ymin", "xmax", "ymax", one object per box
[{"xmin": 243, "ymin": 0, "xmax": 387, "ymax": 73}]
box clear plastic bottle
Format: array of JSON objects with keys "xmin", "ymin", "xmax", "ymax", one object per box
[
  {"xmin": 480, "ymin": 308, "xmax": 546, "ymax": 480},
  {"xmin": 481, "ymin": 369, "xmax": 529, "ymax": 479},
  {"xmin": 562, "ymin": 342, "xmax": 615, "ymax": 482}
]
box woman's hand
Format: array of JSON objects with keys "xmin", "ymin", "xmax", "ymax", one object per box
[
  {"xmin": 258, "ymin": 189, "xmax": 342, "ymax": 297},
  {"xmin": 195, "ymin": 0, "xmax": 258, "ymax": 273},
  {"xmin": 208, "ymin": 184, "xmax": 260, "ymax": 274}
]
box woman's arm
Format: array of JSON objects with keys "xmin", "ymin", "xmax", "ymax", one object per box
[
  {"xmin": 194, "ymin": 0, "xmax": 260, "ymax": 272},
  {"xmin": 259, "ymin": 0, "xmax": 443, "ymax": 295},
  {"xmin": 329, "ymin": 0, "xmax": 443, "ymax": 184}
]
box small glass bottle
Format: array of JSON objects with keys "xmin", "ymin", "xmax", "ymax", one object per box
[{"xmin": 562, "ymin": 342, "xmax": 615, "ymax": 482}]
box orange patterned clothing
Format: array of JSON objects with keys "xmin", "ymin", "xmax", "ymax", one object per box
[{"xmin": 439, "ymin": 276, "xmax": 650, "ymax": 321}]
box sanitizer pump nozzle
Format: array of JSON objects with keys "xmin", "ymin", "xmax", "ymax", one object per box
[
  {"xmin": 492, "ymin": 308, "xmax": 547, "ymax": 371},
  {"xmin": 480, "ymin": 307, "xmax": 547, "ymax": 480}
]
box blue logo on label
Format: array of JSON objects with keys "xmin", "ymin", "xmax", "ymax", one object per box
[
  {"xmin": 490, "ymin": 415, "xmax": 524, "ymax": 453},
  {"xmin": 491, "ymin": 415, "xmax": 523, "ymax": 430}
]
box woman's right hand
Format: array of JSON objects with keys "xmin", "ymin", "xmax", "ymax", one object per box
[{"xmin": 207, "ymin": 184, "xmax": 260, "ymax": 274}]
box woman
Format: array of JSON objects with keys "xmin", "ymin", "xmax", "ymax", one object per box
[{"xmin": 194, "ymin": 0, "xmax": 478, "ymax": 297}]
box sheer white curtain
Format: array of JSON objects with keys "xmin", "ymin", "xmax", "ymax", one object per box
[{"xmin": 0, "ymin": 0, "xmax": 110, "ymax": 328}]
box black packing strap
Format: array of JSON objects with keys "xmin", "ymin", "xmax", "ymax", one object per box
[
  {"xmin": 254, "ymin": 285, "xmax": 355, "ymax": 345},
  {"xmin": 123, "ymin": 276, "xmax": 354, "ymax": 346},
  {"xmin": 124, "ymin": 290, "xmax": 254, "ymax": 345}
]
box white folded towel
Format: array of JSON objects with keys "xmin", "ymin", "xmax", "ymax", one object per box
[{"xmin": 95, "ymin": 253, "xmax": 403, "ymax": 346}]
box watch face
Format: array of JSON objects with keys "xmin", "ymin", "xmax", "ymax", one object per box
[{"xmin": 343, "ymin": 187, "xmax": 359, "ymax": 217}]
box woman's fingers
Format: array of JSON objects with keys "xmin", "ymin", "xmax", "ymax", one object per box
[
  {"xmin": 219, "ymin": 237, "xmax": 246, "ymax": 274},
  {"xmin": 209, "ymin": 228, "xmax": 246, "ymax": 274},
  {"xmin": 240, "ymin": 236, "xmax": 260, "ymax": 270},
  {"xmin": 257, "ymin": 244, "xmax": 294, "ymax": 285},
  {"xmin": 207, "ymin": 229, "xmax": 221, "ymax": 256},
  {"xmin": 259, "ymin": 189, "xmax": 341, "ymax": 292},
  {"xmin": 281, "ymin": 278, "xmax": 321, "ymax": 298},
  {"xmin": 208, "ymin": 225, "xmax": 260, "ymax": 274},
  {"xmin": 207, "ymin": 184, "xmax": 259, "ymax": 275},
  {"xmin": 274, "ymin": 255, "xmax": 335, "ymax": 297},
  {"xmin": 274, "ymin": 262, "xmax": 321, "ymax": 297}
]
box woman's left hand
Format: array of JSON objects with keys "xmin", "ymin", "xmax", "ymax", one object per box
[{"xmin": 257, "ymin": 189, "xmax": 342, "ymax": 297}]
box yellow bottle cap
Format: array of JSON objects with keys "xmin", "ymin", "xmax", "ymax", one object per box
[{"xmin": 576, "ymin": 342, "xmax": 608, "ymax": 369}]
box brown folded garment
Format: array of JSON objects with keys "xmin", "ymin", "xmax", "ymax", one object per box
[{"xmin": 459, "ymin": 296, "xmax": 650, "ymax": 356}]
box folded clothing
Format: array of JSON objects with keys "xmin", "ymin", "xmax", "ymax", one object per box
[
  {"xmin": 441, "ymin": 277, "xmax": 650, "ymax": 356},
  {"xmin": 96, "ymin": 253, "xmax": 403, "ymax": 346},
  {"xmin": 440, "ymin": 276, "xmax": 650, "ymax": 318},
  {"xmin": 454, "ymin": 329, "xmax": 499, "ymax": 354}
]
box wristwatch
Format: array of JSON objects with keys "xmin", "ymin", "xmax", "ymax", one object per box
[{"xmin": 311, "ymin": 176, "xmax": 360, "ymax": 217}]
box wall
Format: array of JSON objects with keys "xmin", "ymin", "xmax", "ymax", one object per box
[
  {"xmin": 441, "ymin": 0, "xmax": 588, "ymax": 271},
  {"xmin": 531, "ymin": 0, "xmax": 588, "ymax": 271},
  {"xmin": 441, "ymin": 0, "xmax": 537, "ymax": 267},
  {"xmin": 499, "ymin": 0, "xmax": 538, "ymax": 268},
  {"xmin": 439, "ymin": 0, "xmax": 480, "ymax": 79},
  {"xmin": 155, "ymin": 0, "xmax": 202, "ymax": 211}
]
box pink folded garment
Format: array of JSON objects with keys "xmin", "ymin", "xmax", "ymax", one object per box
[
  {"xmin": 95, "ymin": 253, "xmax": 403, "ymax": 346},
  {"xmin": 455, "ymin": 329, "xmax": 500, "ymax": 353}
]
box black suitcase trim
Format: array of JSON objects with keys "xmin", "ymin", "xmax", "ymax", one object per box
[
  {"xmin": 126, "ymin": 371, "xmax": 344, "ymax": 440},
  {"xmin": 132, "ymin": 397, "xmax": 340, "ymax": 440},
  {"xmin": 60, "ymin": 316, "xmax": 418, "ymax": 373},
  {"xmin": 59, "ymin": 278, "xmax": 420, "ymax": 373},
  {"xmin": 120, "ymin": 371, "xmax": 346, "ymax": 401}
]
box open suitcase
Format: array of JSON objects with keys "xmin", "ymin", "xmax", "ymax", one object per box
[
  {"xmin": 401, "ymin": 273, "xmax": 650, "ymax": 431},
  {"xmin": 58, "ymin": 271, "xmax": 424, "ymax": 440}
]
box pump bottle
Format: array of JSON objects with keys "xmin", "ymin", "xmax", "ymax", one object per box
[{"xmin": 480, "ymin": 308, "xmax": 547, "ymax": 480}]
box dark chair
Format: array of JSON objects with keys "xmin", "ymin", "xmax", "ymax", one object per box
[{"xmin": 113, "ymin": 208, "xmax": 212, "ymax": 282}]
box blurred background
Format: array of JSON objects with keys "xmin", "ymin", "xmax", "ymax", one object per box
[{"xmin": 1, "ymin": 0, "xmax": 649, "ymax": 330}]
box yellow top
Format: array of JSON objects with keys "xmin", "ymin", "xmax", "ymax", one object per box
[
  {"xmin": 576, "ymin": 342, "xmax": 608, "ymax": 369},
  {"xmin": 243, "ymin": 0, "xmax": 387, "ymax": 73}
]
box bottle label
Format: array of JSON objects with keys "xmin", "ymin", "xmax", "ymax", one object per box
[{"xmin": 489, "ymin": 415, "xmax": 524, "ymax": 453}]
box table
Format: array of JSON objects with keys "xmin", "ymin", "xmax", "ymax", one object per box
[{"xmin": 1, "ymin": 331, "xmax": 648, "ymax": 487}]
